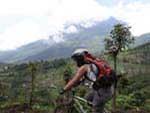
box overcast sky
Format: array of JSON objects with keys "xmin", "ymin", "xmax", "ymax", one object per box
[{"xmin": 0, "ymin": 0, "xmax": 150, "ymax": 51}]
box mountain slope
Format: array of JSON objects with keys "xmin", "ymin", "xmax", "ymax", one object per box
[
  {"xmin": 134, "ymin": 33, "xmax": 150, "ymax": 46},
  {"xmin": 0, "ymin": 17, "xmax": 121, "ymax": 63},
  {"xmin": 19, "ymin": 17, "xmax": 122, "ymax": 62},
  {"xmin": 0, "ymin": 17, "xmax": 150, "ymax": 63},
  {"xmin": 19, "ymin": 20, "xmax": 150, "ymax": 63},
  {"xmin": 0, "ymin": 40, "xmax": 53, "ymax": 63}
]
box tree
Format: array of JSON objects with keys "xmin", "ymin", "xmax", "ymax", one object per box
[
  {"xmin": 104, "ymin": 23, "xmax": 134, "ymax": 112},
  {"xmin": 28, "ymin": 62, "xmax": 37, "ymax": 106},
  {"xmin": 63, "ymin": 66, "xmax": 73, "ymax": 84}
]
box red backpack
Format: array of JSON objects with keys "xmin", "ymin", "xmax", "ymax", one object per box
[
  {"xmin": 84, "ymin": 54, "xmax": 112, "ymax": 79},
  {"xmin": 84, "ymin": 53, "xmax": 117, "ymax": 89}
]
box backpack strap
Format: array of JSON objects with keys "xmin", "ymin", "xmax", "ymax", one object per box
[
  {"xmin": 84, "ymin": 74, "xmax": 95, "ymax": 83},
  {"xmin": 84, "ymin": 64, "xmax": 98, "ymax": 83},
  {"xmin": 85, "ymin": 55, "xmax": 112, "ymax": 78},
  {"xmin": 90, "ymin": 63, "xmax": 99, "ymax": 78}
]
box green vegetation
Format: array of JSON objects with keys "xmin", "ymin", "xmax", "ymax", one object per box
[
  {"xmin": 0, "ymin": 42, "xmax": 150, "ymax": 113},
  {"xmin": 104, "ymin": 23, "xmax": 134, "ymax": 111},
  {"xmin": 115, "ymin": 42, "xmax": 150, "ymax": 112}
]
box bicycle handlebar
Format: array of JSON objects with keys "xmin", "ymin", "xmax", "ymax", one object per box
[{"xmin": 50, "ymin": 84, "xmax": 93, "ymax": 107}]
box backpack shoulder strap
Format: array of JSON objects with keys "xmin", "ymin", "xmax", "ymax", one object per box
[{"xmin": 90, "ymin": 63, "xmax": 99, "ymax": 77}]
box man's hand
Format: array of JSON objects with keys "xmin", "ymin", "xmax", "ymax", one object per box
[
  {"xmin": 87, "ymin": 101, "xmax": 93, "ymax": 107},
  {"xmin": 59, "ymin": 88, "xmax": 66, "ymax": 95}
]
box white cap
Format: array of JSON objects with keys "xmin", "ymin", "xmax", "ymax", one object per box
[{"xmin": 72, "ymin": 48, "xmax": 88, "ymax": 56}]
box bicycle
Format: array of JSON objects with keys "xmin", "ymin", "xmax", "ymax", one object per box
[{"xmin": 50, "ymin": 85, "xmax": 111, "ymax": 113}]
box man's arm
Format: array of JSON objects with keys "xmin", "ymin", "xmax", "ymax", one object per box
[{"xmin": 64, "ymin": 65, "xmax": 87, "ymax": 91}]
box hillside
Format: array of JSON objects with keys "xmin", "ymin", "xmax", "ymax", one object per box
[
  {"xmin": 0, "ymin": 40, "xmax": 52, "ymax": 63},
  {"xmin": 0, "ymin": 17, "xmax": 120, "ymax": 63},
  {"xmin": 118, "ymin": 42, "xmax": 150, "ymax": 76},
  {"xmin": 134, "ymin": 33, "xmax": 150, "ymax": 47},
  {"xmin": 116, "ymin": 42, "xmax": 150, "ymax": 112},
  {"xmin": 0, "ymin": 17, "xmax": 150, "ymax": 63},
  {"xmin": 0, "ymin": 43, "xmax": 150, "ymax": 113}
]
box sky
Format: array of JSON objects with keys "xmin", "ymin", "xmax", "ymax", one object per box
[{"xmin": 0, "ymin": 0, "xmax": 150, "ymax": 51}]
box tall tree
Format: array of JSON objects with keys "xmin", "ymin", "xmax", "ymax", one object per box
[
  {"xmin": 28, "ymin": 62, "xmax": 37, "ymax": 106},
  {"xmin": 104, "ymin": 23, "xmax": 134, "ymax": 112}
]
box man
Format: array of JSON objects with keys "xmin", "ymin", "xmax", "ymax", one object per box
[{"xmin": 60, "ymin": 49, "xmax": 117, "ymax": 113}]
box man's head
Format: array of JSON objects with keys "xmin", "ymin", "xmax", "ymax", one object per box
[{"xmin": 71, "ymin": 49, "xmax": 88, "ymax": 67}]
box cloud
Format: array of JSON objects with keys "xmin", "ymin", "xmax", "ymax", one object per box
[
  {"xmin": 65, "ymin": 25, "xmax": 78, "ymax": 33},
  {"xmin": 0, "ymin": 0, "xmax": 150, "ymax": 50},
  {"xmin": 0, "ymin": 19, "xmax": 50, "ymax": 50},
  {"xmin": 113, "ymin": 1, "xmax": 150, "ymax": 36},
  {"xmin": 0, "ymin": 0, "xmax": 59, "ymax": 16},
  {"xmin": 0, "ymin": 0, "xmax": 110, "ymax": 50},
  {"xmin": 50, "ymin": 0, "xmax": 110, "ymax": 23}
]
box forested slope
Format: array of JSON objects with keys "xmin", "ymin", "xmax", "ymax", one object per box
[{"xmin": 0, "ymin": 43, "xmax": 150, "ymax": 113}]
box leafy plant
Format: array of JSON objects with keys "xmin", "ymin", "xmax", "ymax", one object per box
[{"xmin": 104, "ymin": 23, "xmax": 134, "ymax": 111}]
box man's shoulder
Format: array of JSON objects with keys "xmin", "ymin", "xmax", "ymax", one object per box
[{"xmin": 78, "ymin": 64, "xmax": 89, "ymax": 71}]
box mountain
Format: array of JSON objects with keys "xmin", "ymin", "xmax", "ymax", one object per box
[
  {"xmin": 0, "ymin": 40, "xmax": 53, "ymax": 63},
  {"xmin": 0, "ymin": 17, "xmax": 149, "ymax": 63},
  {"xmin": 134, "ymin": 33, "xmax": 150, "ymax": 46}
]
